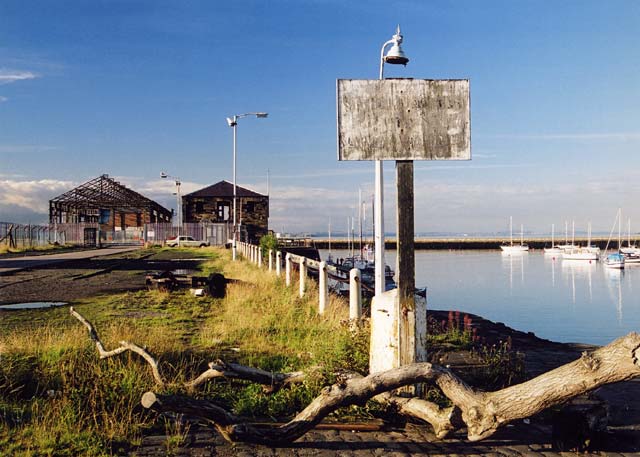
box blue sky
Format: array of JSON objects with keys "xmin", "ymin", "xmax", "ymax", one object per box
[{"xmin": 1, "ymin": 0, "xmax": 639, "ymax": 235}]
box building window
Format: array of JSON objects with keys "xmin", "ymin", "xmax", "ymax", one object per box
[
  {"xmin": 196, "ymin": 201, "xmax": 204, "ymax": 213},
  {"xmin": 244, "ymin": 201, "xmax": 255, "ymax": 213},
  {"xmin": 217, "ymin": 202, "xmax": 230, "ymax": 221}
]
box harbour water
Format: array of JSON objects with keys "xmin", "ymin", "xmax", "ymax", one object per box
[{"xmin": 321, "ymin": 249, "xmax": 640, "ymax": 346}]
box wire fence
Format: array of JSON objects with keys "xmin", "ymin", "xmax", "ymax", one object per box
[{"xmin": 0, "ymin": 221, "xmax": 230, "ymax": 248}]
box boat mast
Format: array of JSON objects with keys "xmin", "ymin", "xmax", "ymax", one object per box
[
  {"xmin": 565, "ymin": 220, "xmax": 568, "ymax": 245},
  {"xmin": 551, "ymin": 223, "xmax": 555, "ymax": 247},
  {"xmin": 509, "ymin": 216, "xmax": 513, "ymax": 246},
  {"xmin": 520, "ymin": 224, "xmax": 524, "ymax": 246},
  {"xmin": 618, "ymin": 208, "xmax": 622, "ymax": 251}
]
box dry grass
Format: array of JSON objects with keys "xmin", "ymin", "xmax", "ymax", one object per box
[
  {"xmin": 199, "ymin": 253, "xmax": 352, "ymax": 366},
  {"xmin": 0, "ymin": 246, "xmax": 366, "ymax": 454}
]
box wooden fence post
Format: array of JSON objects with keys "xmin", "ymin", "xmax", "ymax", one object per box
[
  {"xmin": 276, "ymin": 251, "xmax": 282, "ymax": 277},
  {"xmin": 268, "ymin": 249, "xmax": 273, "ymax": 271},
  {"xmin": 318, "ymin": 261, "xmax": 328, "ymax": 315},
  {"xmin": 258, "ymin": 247, "xmax": 263, "ymax": 268},
  {"xmin": 285, "ymin": 253, "xmax": 292, "ymax": 287},
  {"xmin": 349, "ymin": 268, "xmax": 362, "ymax": 319},
  {"xmin": 299, "ymin": 258, "xmax": 306, "ymax": 298}
]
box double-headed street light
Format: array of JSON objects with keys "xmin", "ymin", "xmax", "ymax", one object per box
[
  {"xmin": 160, "ymin": 172, "xmax": 182, "ymax": 244},
  {"xmin": 374, "ymin": 25, "xmax": 409, "ymax": 296},
  {"xmin": 226, "ymin": 112, "xmax": 268, "ymax": 260}
]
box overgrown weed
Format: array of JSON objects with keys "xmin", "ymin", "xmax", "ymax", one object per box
[{"xmin": 0, "ymin": 246, "xmax": 363, "ymax": 454}]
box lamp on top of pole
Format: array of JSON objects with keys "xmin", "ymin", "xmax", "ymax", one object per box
[
  {"xmin": 374, "ymin": 25, "xmax": 409, "ymax": 296},
  {"xmin": 226, "ymin": 112, "xmax": 269, "ymax": 261},
  {"xmin": 160, "ymin": 172, "xmax": 182, "ymax": 245}
]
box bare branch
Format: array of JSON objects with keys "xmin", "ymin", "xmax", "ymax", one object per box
[
  {"xmin": 70, "ymin": 307, "xmax": 165, "ymax": 387},
  {"xmin": 144, "ymin": 362, "xmax": 451, "ymax": 444},
  {"xmin": 377, "ymin": 392, "xmax": 461, "ymax": 439},
  {"xmin": 185, "ymin": 360, "xmax": 307, "ymax": 393}
]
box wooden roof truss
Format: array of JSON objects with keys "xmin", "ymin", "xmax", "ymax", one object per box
[{"xmin": 50, "ymin": 174, "xmax": 169, "ymax": 215}]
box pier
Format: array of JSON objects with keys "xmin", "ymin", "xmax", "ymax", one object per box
[{"xmin": 311, "ymin": 236, "xmax": 617, "ymax": 250}]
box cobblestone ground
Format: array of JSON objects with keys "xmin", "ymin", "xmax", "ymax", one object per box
[{"xmin": 131, "ymin": 419, "xmax": 640, "ymax": 457}]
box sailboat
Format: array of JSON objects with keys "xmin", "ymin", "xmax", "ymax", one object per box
[
  {"xmin": 562, "ymin": 222, "xmax": 599, "ymax": 261},
  {"xmin": 500, "ymin": 216, "xmax": 529, "ymax": 253},
  {"xmin": 558, "ymin": 220, "xmax": 579, "ymax": 252},
  {"xmin": 619, "ymin": 218, "xmax": 640, "ymax": 263},
  {"xmin": 604, "ymin": 208, "xmax": 625, "ymax": 269},
  {"xmin": 544, "ymin": 223, "xmax": 563, "ymax": 254}
]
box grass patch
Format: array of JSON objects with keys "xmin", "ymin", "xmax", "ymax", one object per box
[
  {"xmin": 0, "ymin": 243, "xmax": 73, "ymax": 256},
  {"xmin": 0, "ymin": 246, "xmax": 362, "ymax": 454},
  {"xmin": 0, "ymin": 246, "xmax": 522, "ymax": 453}
]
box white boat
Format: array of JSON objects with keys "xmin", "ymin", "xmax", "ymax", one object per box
[
  {"xmin": 500, "ymin": 217, "xmax": 529, "ymax": 253},
  {"xmin": 620, "ymin": 218, "xmax": 640, "ymax": 262},
  {"xmin": 544, "ymin": 223, "xmax": 563, "ymax": 254},
  {"xmin": 557, "ymin": 220, "xmax": 578, "ymax": 252},
  {"xmin": 604, "ymin": 252, "xmax": 625, "ymax": 269},
  {"xmin": 562, "ymin": 222, "xmax": 600, "ymax": 261},
  {"xmin": 563, "ymin": 248, "xmax": 598, "ymax": 261},
  {"xmin": 603, "ymin": 208, "xmax": 625, "ymax": 269},
  {"xmin": 583, "ymin": 222, "xmax": 601, "ymax": 257}
]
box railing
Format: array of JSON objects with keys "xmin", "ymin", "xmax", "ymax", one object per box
[
  {"xmin": 0, "ymin": 221, "xmax": 230, "ymax": 248},
  {"xmin": 237, "ymin": 241, "xmax": 362, "ymax": 319}
]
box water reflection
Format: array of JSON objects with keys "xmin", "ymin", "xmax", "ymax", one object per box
[
  {"xmin": 543, "ymin": 254, "xmax": 559, "ymax": 287},
  {"xmin": 501, "ymin": 251, "xmax": 526, "ymax": 291},
  {"xmin": 321, "ymin": 249, "xmax": 640, "ymax": 345},
  {"xmin": 562, "ymin": 261, "xmax": 595, "ymax": 304},
  {"xmin": 604, "ymin": 268, "xmax": 624, "ymax": 324}
]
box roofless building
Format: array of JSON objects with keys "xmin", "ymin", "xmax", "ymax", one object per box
[{"xmin": 49, "ymin": 174, "xmax": 172, "ymax": 230}]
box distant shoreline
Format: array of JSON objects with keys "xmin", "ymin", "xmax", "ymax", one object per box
[{"xmin": 312, "ymin": 236, "xmax": 618, "ymax": 250}]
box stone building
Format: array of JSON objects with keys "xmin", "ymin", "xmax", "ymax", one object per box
[
  {"xmin": 49, "ymin": 174, "xmax": 172, "ymax": 230},
  {"xmin": 183, "ymin": 180, "xmax": 269, "ymax": 242}
]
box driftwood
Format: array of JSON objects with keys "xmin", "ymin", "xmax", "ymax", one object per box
[
  {"xmin": 70, "ymin": 307, "xmax": 307, "ymax": 392},
  {"xmin": 70, "ymin": 307, "xmax": 640, "ymax": 445}
]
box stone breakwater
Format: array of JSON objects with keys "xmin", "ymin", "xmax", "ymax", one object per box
[{"xmin": 312, "ymin": 236, "xmax": 613, "ymax": 250}]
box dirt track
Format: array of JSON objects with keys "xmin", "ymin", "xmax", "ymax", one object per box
[{"xmin": 0, "ymin": 249, "xmax": 209, "ymax": 305}]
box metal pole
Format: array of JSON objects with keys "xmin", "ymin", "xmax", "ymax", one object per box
[
  {"xmin": 232, "ymin": 116, "xmax": 238, "ymax": 261},
  {"xmin": 177, "ymin": 180, "xmax": 181, "ymax": 241},
  {"xmin": 374, "ymin": 39, "xmax": 393, "ymax": 296}
]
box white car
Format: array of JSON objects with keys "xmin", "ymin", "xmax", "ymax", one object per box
[{"xmin": 166, "ymin": 236, "xmax": 210, "ymax": 248}]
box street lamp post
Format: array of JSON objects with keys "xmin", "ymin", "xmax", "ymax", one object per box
[
  {"xmin": 161, "ymin": 172, "xmax": 182, "ymax": 245},
  {"xmin": 375, "ymin": 25, "xmax": 409, "ymax": 296},
  {"xmin": 226, "ymin": 112, "xmax": 268, "ymax": 260}
]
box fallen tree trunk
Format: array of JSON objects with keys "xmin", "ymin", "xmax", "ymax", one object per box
[
  {"xmin": 440, "ymin": 333, "xmax": 640, "ymax": 440},
  {"xmin": 142, "ymin": 333, "xmax": 640, "ymax": 444},
  {"xmin": 70, "ymin": 307, "xmax": 640, "ymax": 445}
]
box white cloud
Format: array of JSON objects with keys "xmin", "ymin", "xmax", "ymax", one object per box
[
  {"xmin": 0, "ymin": 69, "xmax": 38, "ymax": 85},
  {"xmin": 0, "ymin": 179, "xmax": 73, "ymax": 213},
  {"xmin": 0, "ymin": 96, "xmax": 7, "ymax": 103}
]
